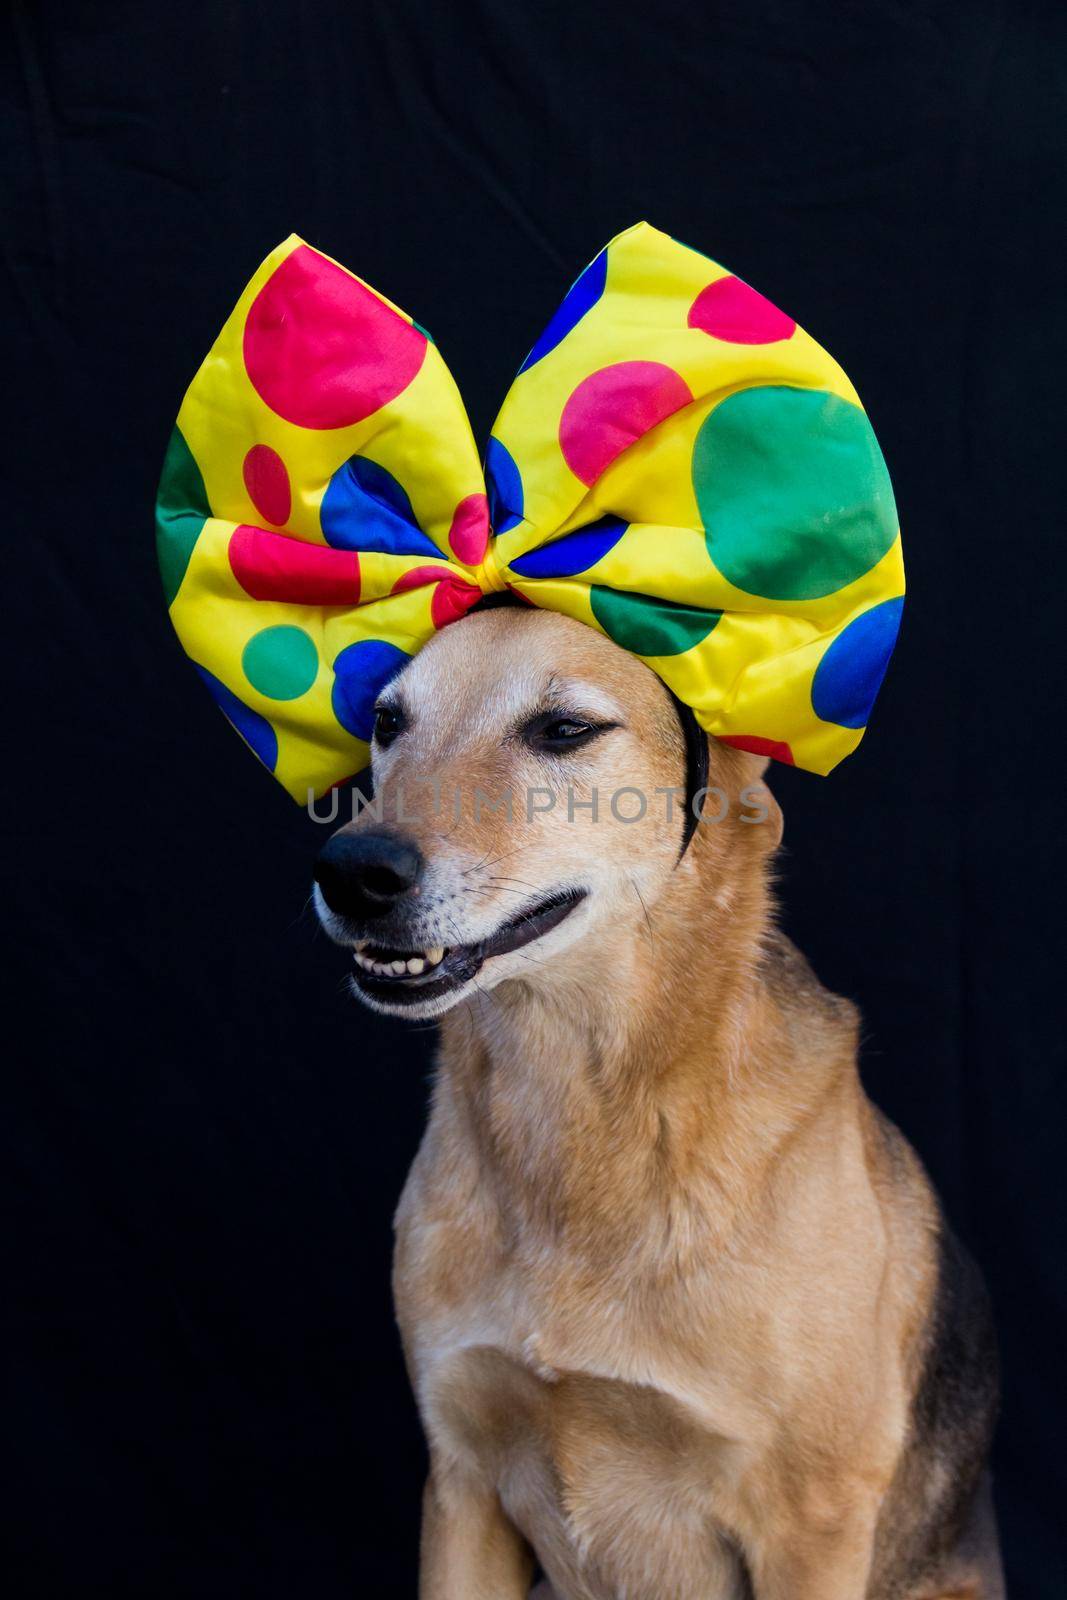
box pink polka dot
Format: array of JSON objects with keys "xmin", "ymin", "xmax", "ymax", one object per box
[
  {"xmin": 431, "ymin": 577, "xmax": 484, "ymax": 629},
  {"xmin": 687, "ymin": 277, "xmax": 795, "ymax": 344},
  {"xmin": 242, "ymin": 444, "xmax": 291, "ymax": 525},
  {"xmin": 719, "ymin": 734, "xmax": 795, "ymax": 766},
  {"xmin": 229, "ymin": 525, "xmax": 360, "ymax": 605},
  {"xmin": 559, "ymin": 362, "xmax": 693, "ymax": 487},
  {"xmin": 243, "ymin": 245, "xmax": 427, "ymax": 430},
  {"xmin": 391, "ymin": 565, "xmax": 483, "ymax": 629},
  {"xmin": 447, "ymin": 493, "xmax": 490, "ymax": 565}
]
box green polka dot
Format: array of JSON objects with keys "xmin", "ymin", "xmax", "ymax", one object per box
[
  {"xmin": 155, "ymin": 425, "xmax": 211, "ymax": 606},
  {"xmin": 590, "ymin": 587, "xmax": 720, "ymax": 656},
  {"xmin": 692, "ymin": 386, "xmax": 898, "ymax": 601},
  {"xmin": 242, "ymin": 626, "xmax": 319, "ymax": 700}
]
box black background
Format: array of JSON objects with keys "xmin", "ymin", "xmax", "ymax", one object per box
[{"xmin": 5, "ymin": 1, "xmax": 1066, "ymax": 1595}]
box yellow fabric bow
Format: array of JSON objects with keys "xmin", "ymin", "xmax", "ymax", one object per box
[{"xmin": 157, "ymin": 222, "xmax": 903, "ymax": 801}]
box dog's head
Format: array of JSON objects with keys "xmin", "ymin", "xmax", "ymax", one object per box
[{"xmin": 313, "ymin": 606, "xmax": 780, "ymax": 1018}]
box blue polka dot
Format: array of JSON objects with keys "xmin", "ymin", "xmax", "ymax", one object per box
[
  {"xmin": 509, "ymin": 517, "xmax": 628, "ymax": 578},
  {"xmin": 321, "ymin": 456, "xmax": 440, "ymax": 557},
  {"xmin": 517, "ymin": 250, "xmax": 607, "ymax": 373},
  {"xmin": 811, "ymin": 597, "xmax": 904, "ymax": 728},
  {"xmin": 195, "ymin": 665, "xmax": 278, "ymax": 771},
  {"xmin": 332, "ymin": 639, "xmax": 411, "ymax": 741},
  {"xmin": 484, "ymin": 436, "xmax": 524, "ymax": 534}
]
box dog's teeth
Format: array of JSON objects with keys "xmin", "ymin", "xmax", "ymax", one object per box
[{"xmin": 354, "ymin": 945, "xmax": 443, "ymax": 977}]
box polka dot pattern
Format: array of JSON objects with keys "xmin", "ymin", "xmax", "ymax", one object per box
[
  {"xmin": 242, "ymin": 625, "xmax": 319, "ymax": 700},
  {"xmin": 693, "ymin": 387, "xmax": 898, "ymax": 600},
  {"xmin": 590, "ymin": 586, "xmax": 720, "ymax": 657},
  {"xmin": 688, "ymin": 276, "xmax": 795, "ymax": 344},
  {"xmin": 195, "ymin": 665, "xmax": 278, "ymax": 772},
  {"xmin": 559, "ymin": 362, "xmax": 693, "ymax": 486},
  {"xmin": 161, "ymin": 224, "xmax": 902, "ymax": 797},
  {"xmin": 509, "ymin": 517, "xmax": 627, "ymax": 578},
  {"xmin": 484, "ymin": 437, "xmax": 523, "ymax": 533},
  {"xmin": 229, "ymin": 525, "xmax": 360, "ymax": 606},
  {"xmin": 332, "ymin": 639, "xmax": 411, "ymax": 741},
  {"xmin": 156, "ymin": 426, "xmax": 210, "ymax": 607},
  {"xmin": 518, "ymin": 250, "xmax": 607, "ymax": 373},
  {"xmin": 720, "ymin": 734, "xmax": 795, "ymax": 766},
  {"xmin": 321, "ymin": 455, "xmax": 440, "ymax": 557},
  {"xmin": 242, "ymin": 444, "xmax": 291, "ymax": 525},
  {"xmin": 811, "ymin": 597, "xmax": 904, "ymax": 728},
  {"xmin": 448, "ymin": 493, "xmax": 490, "ymax": 565},
  {"xmin": 243, "ymin": 244, "xmax": 426, "ymax": 429},
  {"xmin": 391, "ymin": 565, "xmax": 483, "ymax": 628}
]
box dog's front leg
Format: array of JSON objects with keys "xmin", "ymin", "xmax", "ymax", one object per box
[
  {"xmin": 420, "ymin": 1465, "xmax": 534, "ymax": 1600},
  {"xmin": 751, "ymin": 1499, "xmax": 878, "ymax": 1600}
]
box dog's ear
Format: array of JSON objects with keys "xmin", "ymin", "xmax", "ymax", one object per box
[{"xmin": 733, "ymin": 751, "xmax": 784, "ymax": 854}]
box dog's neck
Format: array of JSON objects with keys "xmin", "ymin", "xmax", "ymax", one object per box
[{"xmin": 435, "ymin": 831, "xmax": 846, "ymax": 1269}]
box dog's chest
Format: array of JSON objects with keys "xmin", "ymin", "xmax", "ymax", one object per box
[{"xmin": 417, "ymin": 1288, "xmax": 752, "ymax": 1600}]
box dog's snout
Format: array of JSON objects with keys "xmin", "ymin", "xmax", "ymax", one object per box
[{"xmin": 314, "ymin": 830, "xmax": 423, "ymax": 922}]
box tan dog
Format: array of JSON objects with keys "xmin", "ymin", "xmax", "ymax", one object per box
[{"xmin": 313, "ymin": 605, "xmax": 1002, "ymax": 1600}]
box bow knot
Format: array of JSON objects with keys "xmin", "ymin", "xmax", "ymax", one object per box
[{"xmin": 474, "ymin": 540, "xmax": 510, "ymax": 596}]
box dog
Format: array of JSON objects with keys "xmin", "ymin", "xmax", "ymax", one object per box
[{"xmin": 313, "ymin": 602, "xmax": 1002, "ymax": 1600}]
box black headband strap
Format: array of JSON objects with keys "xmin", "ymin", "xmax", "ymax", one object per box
[{"xmin": 669, "ymin": 692, "xmax": 708, "ymax": 863}]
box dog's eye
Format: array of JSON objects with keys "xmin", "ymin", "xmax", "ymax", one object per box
[
  {"xmin": 544, "ymin": 718, "xmax": 590, "ymax": 742},
  {"xmin": 525, "ymin": 713, "xmax": 616, "ymax": 752},
  {"xmin": 373, "ymin": 704, "xmax": 406, "ymax": 747}
]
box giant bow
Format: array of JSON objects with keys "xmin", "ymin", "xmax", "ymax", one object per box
[{"xmin": 157, "ymin": 223, "xmax": 904, "ymax": 801}]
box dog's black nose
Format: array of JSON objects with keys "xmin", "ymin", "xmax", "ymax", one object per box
[{"xmin": 314, "ymin": 830, "xmax": 423, "ymax": 922}]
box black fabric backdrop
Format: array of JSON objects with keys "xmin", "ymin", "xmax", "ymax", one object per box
[{"xmin": 4, "ymin": 1, "xmax": 1066, "ymax": 1595}]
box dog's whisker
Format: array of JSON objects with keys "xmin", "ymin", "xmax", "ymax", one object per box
[
  {"xmin": 441, "ymin": 911, "xmax": 497, "ymax": 1011},
  {"xmin": 630, "ymin": 876, "xmax": 655, "ymax": 950},
  {"xmin": 461, "ymin": 892, "xmax": 527, "ymax": 902},
  {"xmin": 290, "ymin": 892, "xmax": 323, "ymax": 937},
  {"xmin": 507, "ymin": 944, "xmax": 554, "ymax": 969},
  {"xmin": 471, "ymin": 844, "xmax": 531, "ymax": 873}
]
